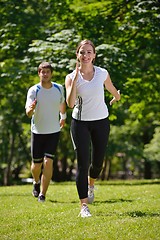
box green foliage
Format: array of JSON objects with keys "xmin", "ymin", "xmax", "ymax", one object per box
[
  {"xmin": 0, "ymin": 181, "xmax": 160, "ymax": 239},
  {"xmin": 144, "ymin": 127, "xmax": 160, "ymax": 162},
  {"xmin": 27, "ymin": 29, "xmax": 81, "ymax": 76},
  {"xmin": 0, "ymin": 0, "xmax": 160, "ymax": 184}
]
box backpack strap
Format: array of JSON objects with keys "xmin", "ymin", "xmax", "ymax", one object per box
[
  {"xmin": 35, "ymin": 84, "xmax": 41, "ymax": 99},
  {"xmin": 53, "ymin": 83, "xmax": 62, "ymax": 95},
  {"xmin": 34, "ymin": 83, "xmax": 62, "ymax": 99}
]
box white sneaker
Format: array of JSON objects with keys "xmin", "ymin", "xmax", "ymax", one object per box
[
  {"xmin": 88, "ymin": 186, "xmax": 94, "ymax": 204},
  {"xmin": 79, "ymin": 203, "xmax": 92, "ymax": 218}
]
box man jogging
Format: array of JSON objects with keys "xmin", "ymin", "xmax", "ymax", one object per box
[{"xmin": 25, "ymin": 62, "xmax": 66, "ymax": 202}]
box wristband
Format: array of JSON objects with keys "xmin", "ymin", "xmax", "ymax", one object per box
[{"xmin": 60, "ymin": 112, "xmax": 67, "ymax": 120}]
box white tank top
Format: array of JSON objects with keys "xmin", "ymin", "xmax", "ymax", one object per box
[{"xmin": 67, "ymin": 66, "xmax": 109, "ymax": 121}]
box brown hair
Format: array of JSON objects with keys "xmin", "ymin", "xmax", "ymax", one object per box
[
  {"xmin": 76, "ymin": 39, "xmax": 96, "ymax": 54},
  {"xmin": 38, "ymin": 62, "xmax": 53, "ymax": 73}
]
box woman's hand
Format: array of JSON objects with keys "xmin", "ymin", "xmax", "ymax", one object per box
[
  {"xmin": 74, "ymin": 58, "xmax": 80, "ymax": 82},
  {"xmin": 65, "ymin": 58, "xmax": 79, "ymax": 108},
  {"xmin": 110, "ymin": 90, "xmax": 120, "ymax": 105}
]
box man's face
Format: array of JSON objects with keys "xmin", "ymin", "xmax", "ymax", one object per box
[{"xmin": 38, "ymin": 68, "xmax": 52, "ymax": 83}]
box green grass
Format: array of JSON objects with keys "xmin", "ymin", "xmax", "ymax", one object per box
[{"xmin": 0, "ymin": 180, "xmax": 160, "ymax": 240}]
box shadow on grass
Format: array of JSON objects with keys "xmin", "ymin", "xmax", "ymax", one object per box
[
  {"xmin": 95, "ymin": 198, "xmax": 134, "ymax": 204},
  {"xmin": 95, "ymin": 210, "xmax": 160, "ymax": 218},
  {"xmin": 49, "ymin": 199, "xmax": 78, "ymax": 204},
  {"xmin": 0, "ymin": 193, "xmax": 31, "ymax": 197},
  {"xmin": 48, "ymin": 198, "xmax": 133, "ymax": 204},
  {"xmin": 124, "ymin": 211, "xmax": 160, "ymax": 218},
  {"xmin": 97, "ymin": 179, "xmax": 160, "ymax": 186}
]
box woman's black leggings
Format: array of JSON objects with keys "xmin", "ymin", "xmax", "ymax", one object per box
[{"xmin": 71, "ymin": 117, "xmax": 110, "ymax": 199}]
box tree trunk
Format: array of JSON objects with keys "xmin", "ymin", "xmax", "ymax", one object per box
[
  {"xmin": 3, "ymin": 133, "xmax": 15, "ymax": 186},
  {"xmin": 144, "ymin": 159, "xmax": 152, "ymax": 179}
]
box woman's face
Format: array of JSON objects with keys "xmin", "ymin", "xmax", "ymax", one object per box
[{"xmin": 77, "ymin": 44, "xmax": 96, "ymax": 64}]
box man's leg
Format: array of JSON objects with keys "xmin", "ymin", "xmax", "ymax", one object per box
[
  {"xmin": 38, "ymin": 132, "xmax": 59, "ymax": 202},
  {"xmin": 40, "ymin": 157, "xmax": 53, "ymax": 196},
  {"xmin": 31, "ymin": 162, "xmax": 42, "ymax": 183},
  {"xmin": 31, "ymin": 132, "xmax": 43, "ymax": 191},
  {"xmin": 31, "ymin": 161, "xmax": 43, "ymax": 197}
]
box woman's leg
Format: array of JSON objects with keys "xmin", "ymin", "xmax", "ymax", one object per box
[
  {"xmin": 71, "ymin": 119, "xmax": 90, "ymax": 206},
  {"xmin": 89, "ymin": 118, "xmax": 110, "ymax": 179}
]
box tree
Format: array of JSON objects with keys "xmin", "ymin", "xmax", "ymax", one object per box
[
  {"xmin": 0, "ymin": 0, "xmax": 73, "ymax": 185},
  {"xmin": 0, "ymin": 0, "xmax": 160, "ymax": 184}
]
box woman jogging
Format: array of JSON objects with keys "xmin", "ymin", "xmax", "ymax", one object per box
[{"xmin": 65, "ymin": 40, "xmax": 120, "ymax": 217}]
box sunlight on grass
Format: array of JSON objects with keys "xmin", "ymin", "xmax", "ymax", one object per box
[{"xmin": 0, "ymin": 180, "xmax": 160, "ymax": 240}]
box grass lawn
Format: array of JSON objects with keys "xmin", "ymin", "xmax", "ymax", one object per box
[{"xmin": 0, "ymin": 180, "xmax": 160, "ymax": 240}]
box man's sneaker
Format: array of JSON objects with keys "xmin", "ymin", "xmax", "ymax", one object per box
[
  {"xmin": 32, "ymin": 181, "xmax": 40, "ymax": 198},
  {"xmin": 88, "ymin": 186, "xmax": 94, "ymax": 204},
  {"xmin": 38, "ymin": 194, "xmax": 45, "ymax": 202},
  {"xmin": 78, "ymin": 203, "xmax": 92, "ymax": 218}
]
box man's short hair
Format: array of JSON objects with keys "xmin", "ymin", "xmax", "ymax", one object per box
[{"xmin": 38, "ymin": 62, "xmax": 53, "ymax": 73}]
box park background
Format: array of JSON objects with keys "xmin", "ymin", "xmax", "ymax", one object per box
[{"xmin": 0, "ymin": 0, "xmax": 160, "ymax": 186}]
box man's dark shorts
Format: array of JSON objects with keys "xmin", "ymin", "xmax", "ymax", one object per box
[{"xmin": 31, "ymin": 132, "xmax": 60, "ymax": 163}]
